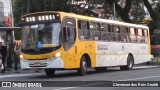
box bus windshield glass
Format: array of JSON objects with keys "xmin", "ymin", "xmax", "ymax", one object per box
[{"xmin": 21, "ymin": 22, "xmax": 61, "ymax": 50}]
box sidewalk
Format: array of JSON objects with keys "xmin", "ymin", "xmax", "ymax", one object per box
[{"xmin": 0, "ymin": 68, "xmax": 43, "ymax": 76}]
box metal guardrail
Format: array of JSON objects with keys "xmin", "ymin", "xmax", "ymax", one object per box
[
  {"xmin": 150, "ymin": 46, "xmax": 160, "ymax": 64},
  {"xmin": 150, "ymin": 57, "xmax": 160, "ymax": 64}
]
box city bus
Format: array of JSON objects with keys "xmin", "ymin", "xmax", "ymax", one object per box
[{"xmin": 20, "ymin": 11, "xmax": 153, "ymax": 76}]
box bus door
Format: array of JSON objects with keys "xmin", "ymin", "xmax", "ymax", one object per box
[{"xmin": 62, "ymin": 17, "xmax": 76, "ymax": 68}]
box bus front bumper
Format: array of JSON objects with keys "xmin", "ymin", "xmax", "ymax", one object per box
[{"xmin": 20, "ymin": 57, "xmax": 64, "ymax": 69}]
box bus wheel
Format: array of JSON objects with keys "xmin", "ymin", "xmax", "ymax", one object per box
[
  {"xmin": 144, "ymin": 61, "xmax": 150, "ymax": 65},
  {"xmin": 77, "ymin": 56, "xmax": 87, "ymax": 76},
  {"xmin": 45, "ymin": 69, "xmax": 55, "ymax": 77},
  {"xmin": 120, "ymin": 55, "xmax": 134, "ymax": 70},
  {"xmin": 95, "ymin": 67, "xmax": 107, "ymax": 72}
]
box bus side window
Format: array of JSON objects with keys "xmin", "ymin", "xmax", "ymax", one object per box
[
  {"xmin": 125, "ymin": 27, "xmax": 130, "ymax": 42},
  {"xmin": 94, "ymin": 23, "xmax": 101, "ymax": 40},
  {"xmin": 120, "ymin": 26, "xmax": 127, "ymax": 42},
  {"xmin": 112, "ymin": 25, "xmax": 120, "ymax": 41},
  {"xmin": 90, "ymin": 22, "xmax": 101, "ymax": 40},
  {"xmin": 101, "ymin": 23, "xmax": 111, "ymax": 41},
  {"xmin": 63, "ymin": 27, "xmax": 75, "ymax": 42},
  {"xmin": 129, "ymin": 27, "xmax": 137, "ymax": 43},
  {"xmin": 137, "ymin": 28, "xmax": 143, "ymax": 43},
  {"xmin": 144, "ymin": 29, "xmax": 148, "ymax": 43},
  {"xmin": 78, "ymin": 20, "xmax": 90, "ymax": 40},
  {"xmin": 90, "ymin": 22, "xmax": 95, "ymax": 40},
  {"xmin": 78, "ymin": 20, "xmax": 82, "ymax": 29}
]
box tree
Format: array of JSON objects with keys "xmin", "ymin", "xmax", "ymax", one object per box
[
  {"xmin": 104, "ymin": 0, "xmax": 132, "ymax": 22},
  {"xmin": 130, "ymin": 0, "xmax": 146, "ymax": 23},
  {"xmin": 13, "ymin": 0, "xmax": 159, "ymax": 39},
  {"xmin": 13, "ymin": 0, "xmax": 26, "ymax": 40},
  {"xmin": 154, "ymin": 2, "xmax": 160, "ymax": 20},
  {"xmin": 143, "ymin": 0, "xmax": 158, "ymax": 21}
]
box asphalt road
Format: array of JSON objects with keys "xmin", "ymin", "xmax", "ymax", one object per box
[{"xmin": 0, "ymin": 65, "xmax": 160, "ymax": 90}]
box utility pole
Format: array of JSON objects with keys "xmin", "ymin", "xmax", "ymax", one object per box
[
  {"xmin": 10, "ymin": 0, "xmax": 18, "ymax": 71},
  {"xmin": 27, "ymin": 0, "xmax": 30, "ymax": 13},
  {"xmin": 10, "ymin": 0, "xmax": 14, "ymax": 27},
  {"xmin": 113, "ymin": 2, "xmax": 116, "ymax": 20}
]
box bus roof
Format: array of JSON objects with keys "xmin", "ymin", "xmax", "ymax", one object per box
[{"xmin": 22, "ymin": 11, "xmax": 149, "ymax": 29}]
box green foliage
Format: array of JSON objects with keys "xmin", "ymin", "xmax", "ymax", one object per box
[
  {"xmin": 149, "ymin": 2, "xmax": 160, "ymax": 35},
  {"xmin": 149, "ymin": 2, "xmax": 160, "ymax": 44},
  {"xmin": 13, "ymin": 0, "xmax": 25, "ymax": 40},
  {"xmin": 13, "ymin": 0, "xmax": 158, "ymax": 39},
  {"xmin": 154, "ymin": 2, "xmax": 160, "ymax": 21},
  {"xmin": 13, "ymin": 0, "xmax": 71, "ymax": 39},
  {"xmin": 13, "ymin": 0, "xmax": 105, "ymax": 26},
  {"xmin": 130, "ymin": 0, "xmax": 145, "ymax": 23}
]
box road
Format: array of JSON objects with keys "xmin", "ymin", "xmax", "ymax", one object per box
[{"xmin": 0, "ymin": 65, "xmax": 160, "ymax": 90}]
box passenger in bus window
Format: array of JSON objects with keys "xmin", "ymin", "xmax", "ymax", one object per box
[
  {"xmin": 43, "ymin": 33, "xmax": 52, "ymax": 44},
  {"xmin": 67, "ymin": 27, "xmax": 71, "ymax": 41}
]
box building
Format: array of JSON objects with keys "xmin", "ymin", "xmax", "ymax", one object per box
[
  {"xmin": 0, "ymin": 0, "xmax": 20, "ymax": 70},
  {"xmin": 0, "ymin": 0, "xmax": 12, "ymax": 45}
]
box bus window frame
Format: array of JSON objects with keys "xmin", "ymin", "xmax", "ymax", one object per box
[
  {"xmin": 119, "ymin": 26, "xmax": 130, "ymax": 42},
  {"xmin": 78, "ymin": 19, "xmax": 90, "ymax": 40},
  {"xmin": 129, "ymin": 27, "xmax": 137, "ymax": 43},
  {"xmin": 89, "ymin": 21, "xmax": 101, "ymax": 40},
  {"xmin": 111, "ymin": 24, "xmax": 120, "ymax": 42},
  {"xmin": 142, "ymin": 29, "xmax": 149, "ymax": 44},
  {"xmin": 101, "ymin": 23, "xmax": 111, "ymax": 41}
]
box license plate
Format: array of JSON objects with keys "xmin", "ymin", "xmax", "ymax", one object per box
[{"xmin": 34, "ymin": 62, "xmax": 41, "ymax": 66}]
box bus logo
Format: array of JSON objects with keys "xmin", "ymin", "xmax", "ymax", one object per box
[
  {"xmin": 97, "ymin": 45, "xmax": 108, "ymax": 50},
  {"xmin": 2, "ymin": 82, "xmax": 12, "ymax": 87}
]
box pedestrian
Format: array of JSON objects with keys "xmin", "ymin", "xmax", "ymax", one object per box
[
  {"xmin": 0, "ymin": 40, "xmax": 7, "ymax": 73},
  {"xmin": 0, "ymin": 53, "xmax": 3, "ymax": 70}
]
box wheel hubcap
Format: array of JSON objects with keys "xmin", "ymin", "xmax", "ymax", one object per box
[
  {"xmin": 128, "ymin": 57, "xmax": 133, "ymax": 68},
  {"xmin": 82, "ymin": 61, "xmax": 87, "ymax": 71}
]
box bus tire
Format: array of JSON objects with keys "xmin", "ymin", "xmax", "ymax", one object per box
[
  {"xmin": 45, "ymin": 69, "xmax": 55, "ymax": 77},
  {"xmin": 77, "ymin": 56, "xmax": 87, "ymax": 76},
  {"xmin": 145, "ymin": 61, "xmax": 150, "ymax": 65},
  {"xmin": 95, "ymin": 67, "xmax": 107, "ymax": 72},
  {"xmin": 120, "ymin": 55, "xmax": 134, "ymax": 70}
]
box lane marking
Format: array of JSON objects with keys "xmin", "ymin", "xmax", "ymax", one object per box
[
  {"xmin": 54, "ymin": 87, "xmax": 76, "ymax": 90},
  {"xmin": 53, "ymin": 75, "xmax": 160, "ymax": 90},
  {"xmin": 53, "ymin": 82, "xmax": 110, "ymax": 90},
  {"xmin": 118, "ymin": 75, "xmax": 160, "ymax": 81},
  {"xmin": 0, "ymin": 73, "xmax": 43, "ymax": 79},
  {"xmin": 53, "ymin": 66, "xmax": 160, "ymax": 90},
  {"xmin": 133, "ymin": 66, "xmax": 159, "ymax": 69}
]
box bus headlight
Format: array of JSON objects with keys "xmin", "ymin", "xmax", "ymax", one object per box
[
  {"xmin": 20, "ymin": 55, "xmax": 23, "ymax": 58},
  {"xmin": 20, "ymin": 55, "xmax": 27, "ymax": 62},
  {"xmin": 55, "ymin": 51, "xmax": 62, "ymax": 58}
]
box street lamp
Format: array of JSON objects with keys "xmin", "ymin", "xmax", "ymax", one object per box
[
  {"xmin": 112, "ymin": 0, "xmax": 119, "ymax": 20},
  {"xmin": 113, "ymin": 2, "xmax": 116, "ymax": 20}
]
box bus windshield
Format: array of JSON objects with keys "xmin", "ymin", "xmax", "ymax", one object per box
[{"xmin": 21, "ymin": 22, "xmax": 61, "ymax": 50}]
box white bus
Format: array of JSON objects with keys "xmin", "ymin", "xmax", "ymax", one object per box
[{"xmin": 20, "ymin": 11, "xmax": 153, "ymax": 76}]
